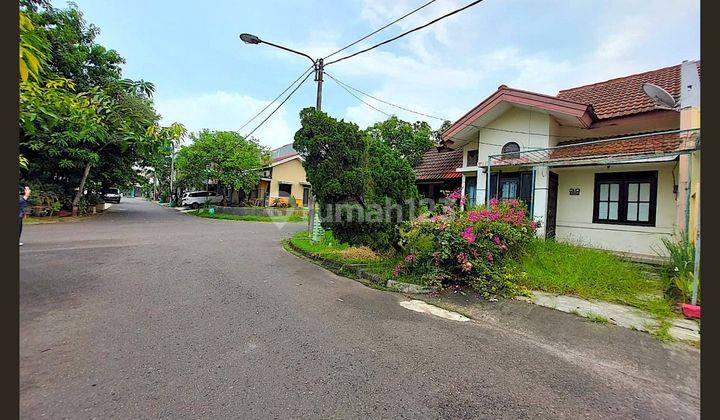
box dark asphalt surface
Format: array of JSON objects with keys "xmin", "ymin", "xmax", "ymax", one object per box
[{"xmin": 20, "ymin": 198, "xmax": 699, "ymax": 419}]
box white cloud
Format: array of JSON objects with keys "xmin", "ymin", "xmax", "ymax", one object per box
[
  {"xmin": 154, "ymin": 91, "xmax": 297, "ymax": 149},
  {"xmin": 325, "ymin": 0, "xmax": 699, "ymax": 127}
]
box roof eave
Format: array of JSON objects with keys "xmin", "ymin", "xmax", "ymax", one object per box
[{"xmin": 441, "ymin": 87, "xmax": 595, "ymax": 146}]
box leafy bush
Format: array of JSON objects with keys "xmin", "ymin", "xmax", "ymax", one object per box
[
  {"xmin": 396, "ymin": 195, "xmax": 537, "ymax": 297},
  {"xmin": 659, "ymin": 236, "xmax": 698, "ymax": 303}
]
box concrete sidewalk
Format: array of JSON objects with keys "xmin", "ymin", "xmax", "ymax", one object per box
[{"xmin": 520, "ymin": 291, "xmax": 700, "ymax": 342}]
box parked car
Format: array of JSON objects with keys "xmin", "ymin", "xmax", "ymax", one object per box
[
  {"xmin": 103, "ymin": 188, "xmax": 122, "ymax": 203},
  {"xmin": 181, "ymin": 191, "xmax": 224, "ymax": 209}
]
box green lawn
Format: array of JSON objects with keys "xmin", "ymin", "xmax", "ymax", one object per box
[
  {"xmin": 508, "ymin": 239, "xmax": 674, "ymax": 318},
  {"xmin": 289, "ymin": 231, "xmax": 403, "ymax": 281},
  {"xmin": 191, "ymin": 209, "xmax": 306, "ymax": 223}
]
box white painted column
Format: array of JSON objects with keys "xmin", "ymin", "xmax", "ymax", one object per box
[
  {"xmin": 533, "ymin": 166, "xmax": 549, "ymax": 238},
  {"xmin": 460, "ymin": 174, "xmax": 466, "ymax": 210},
  {"xmin": 474, "ymin": 132, "xmax": 486, "ymax": 206},
  {"xmin": 476, "ymin": 167, "xmax": 487, "ymax": 206}
]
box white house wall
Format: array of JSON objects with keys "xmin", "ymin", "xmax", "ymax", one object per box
[
  {"xmin": 461, "ymin": 106, "xmax": 552, "ymax": 206},
  {"xmin": 553, "ymin": 162, "xmax": 678, "ymax": 256}
]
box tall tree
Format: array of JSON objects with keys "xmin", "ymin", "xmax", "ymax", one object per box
[
  {"xmin": 294, "ymin": 108, "xmax": 419, "ymax": 250},
  {"xmin": 19, "ymin": 1, "xmax": 174, "ymax": 212},
  {"xmin": 367, "ymin": 116, "xmax": 434, "ymax": 167}
]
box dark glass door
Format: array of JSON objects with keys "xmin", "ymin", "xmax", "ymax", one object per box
[{"xmin": 546, "ymin": 171, "xmax": 559, "ymax": 239}]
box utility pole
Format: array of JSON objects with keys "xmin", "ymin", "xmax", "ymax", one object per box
[
  {"xmin": 315, "ymin": 58, "xmax": 324, "ymax": 111},
  {"xmin": 240, "ymin": 34, "xmax": 325, "ymax": 233}
]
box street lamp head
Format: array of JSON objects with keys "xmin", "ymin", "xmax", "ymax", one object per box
[{"xmin": 240, "ymin": 33, "xmax": 261, "ymax": 45}]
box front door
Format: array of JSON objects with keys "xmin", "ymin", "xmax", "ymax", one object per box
[{"xmin": 546, "ymin": 171, "xmax": 559, "ymax": 239}]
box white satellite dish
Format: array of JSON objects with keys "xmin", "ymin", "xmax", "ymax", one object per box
[{"xmin": 642, "ymin": 83, "xmax": 677, "ymax": 109}]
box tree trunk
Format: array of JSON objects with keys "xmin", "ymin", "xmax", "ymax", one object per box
[{"xmin": 72, "ymin": 162, "xmax": 92, "ymax": 215}]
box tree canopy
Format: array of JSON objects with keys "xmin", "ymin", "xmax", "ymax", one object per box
[
  {"xmin": 175, "ymin": 130, "xmax": 269, "ymax": 193},
  {"xmin": 367, "ymin": 116, "xmax": 434, "ymax": 167}
]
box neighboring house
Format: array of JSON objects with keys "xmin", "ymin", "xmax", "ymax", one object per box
[
  {"xmin": 418, "ymin": 61, "xmax": 700, "ymax": 258},
  {"xmin": 253, "ymin": 144, "xmax": 311, "ymax": 207}
]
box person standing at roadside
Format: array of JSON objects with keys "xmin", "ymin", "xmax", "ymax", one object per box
[{"xmin": 19, "ymin": 186, "xmax": 30, "ymax": 246}]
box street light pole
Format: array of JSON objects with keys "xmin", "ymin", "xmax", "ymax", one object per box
[
  {"xmin": 240, "ymin": 33, "xmax": 324, "ymax": 233},
  {"xmin": 239, "ymin": 33, "xmax": 323, "ymax": 110}
]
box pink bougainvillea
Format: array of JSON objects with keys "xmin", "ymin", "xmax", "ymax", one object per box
[
  {"xmin": 461, "ymin": 227, "xmax": 476, "ymax": 244},
  {"xmin": 396, "ymin": 190, "xmax": 536, "ymax": 297}
]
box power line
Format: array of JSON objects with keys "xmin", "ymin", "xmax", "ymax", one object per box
[
  {"xmin": 325, "ymin": 71, "xmax": 442, "ymax": 121},
  {"xmin": 323, "ymin": 0, "xmax": 437, "ymax": 60},
  {"xmin": 244, "ymin": 70, "xmax": 315, "ymax": 138},
  {"xmin": 325, "ymin": 0, "xmax": 485, "ymax": 66},
  {"xmin": 324, "ymin": 71, "xmax": 584, "ymax": 141},
  {"xmin": 327, "ymin": 71, "xmax": 510, "ymax": 148},
  {"xmin": 327, "ymin": 74, "xmax": 393, "ymax": 118},
  {"xmin": 238, "ymin": 65, "xmax": 315, "ymax": 132}
]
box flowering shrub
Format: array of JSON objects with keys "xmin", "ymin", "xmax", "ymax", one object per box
[{"xmin": 396, "ymin": 194, "xmax": 537, "ymax": 298}]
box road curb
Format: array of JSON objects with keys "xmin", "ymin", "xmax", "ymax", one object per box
[
  {"xmin": 284, "ymin": 240, "xmax": 387, "ymax": 287},
  {"xmin": 283, "ymin": 239, "xmax": 437, "ymax": 294}
]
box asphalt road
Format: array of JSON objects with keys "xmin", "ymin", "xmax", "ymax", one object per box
[{"xmin": 20, "ymin": 198, "xmax": 700, "ymax": 419}]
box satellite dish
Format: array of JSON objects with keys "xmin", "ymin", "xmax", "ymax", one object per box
[{"xmin": 642, "ymin": 83, "xmax": 677, "ymax": 109}]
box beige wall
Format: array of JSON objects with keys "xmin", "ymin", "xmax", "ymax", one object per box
[
  {"xmin": 553, "ymin": 162, "xmax": 678, "ymax": 256},
  {"xmin": 269, "ymin": 158, "xmax": 309, "ymax": 206}
]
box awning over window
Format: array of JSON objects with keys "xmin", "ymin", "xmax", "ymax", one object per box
[{"xmin": 488, "ymin": 129, "xmax": 699, "ymax": 168}]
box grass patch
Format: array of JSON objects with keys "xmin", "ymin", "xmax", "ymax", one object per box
[
  {"xmin": 585, "ymin": 312, "xmax": 610, "ymax": 324},
  {"xmin": 509, "ymin": 239, "xmax": 674, "ymax": 319},
  {"xmin": 653, "ymin": 319, "xmax": 674, "ymax": 342},
  {"xmin": 190, "ymin": 209, "xmax": 306, "ymax": 223},
  {"xmin": 289, "ymin": 231, "xmax": 403, "ymax": 281},
  {"xmin": 24, "ymin": 215, "xmax": 92, "ymax": 224}
]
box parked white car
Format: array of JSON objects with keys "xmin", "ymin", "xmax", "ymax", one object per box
[
  {"xmin": 181, "ymin": 191, "xmax": 224, "ymax": 209},
  {"xmin": 103, "ymin": 188, "xmax": 122, "ymax": 203}
]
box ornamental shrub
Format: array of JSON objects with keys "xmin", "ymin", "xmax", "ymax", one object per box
[
  {"xmin": 396, "ymin": 194, "xmax": 537, "ymax": 297},
  {"xmin": 294, "ymin": 108, "xmax": 419, "ymax": 251}
]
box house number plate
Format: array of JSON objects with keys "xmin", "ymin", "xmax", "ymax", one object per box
[{"xmin": 569, "ymin": 188, "xmax": 580, "ymax": 195}]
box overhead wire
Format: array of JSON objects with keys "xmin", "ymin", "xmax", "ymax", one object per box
[
  {"xmin": 324, "ymin": 71, "xmax": 583, "ymax": 144},
  {"xmin": 243, "ymin": 69, "xmax": 315, "ymax": 138},
  {"xmin": 238, "ymin": 64, "xmax": 315, "ymax": 132},
  {"xmin": 323, "ymin": 0, "xmax": 437, "ymax": 60},
  {"xmin": 325, "ymin": 0, "xmax": 485, "ymax": 66}
]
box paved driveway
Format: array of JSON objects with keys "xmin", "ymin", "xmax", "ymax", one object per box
[{"xmin": 20, "ymin": 198, "xmax": 699, "ymax": 418}]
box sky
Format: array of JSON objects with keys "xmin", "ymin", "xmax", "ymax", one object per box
[{"xmin": 55, "ymin": 0, "xmax": 700, "ymax": 149}]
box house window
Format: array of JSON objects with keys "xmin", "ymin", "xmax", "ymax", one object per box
[
  {"xmin": 593, "ymin": 171, "xmax": 657, "ymax": 226},
  {"xmin": 501, "ymin": 142, "xmax": 520, "ymax": 159},
  {"xmin": 500, "ymin": 179, "xmax": 518, "ymax": 199},
  {"xmin": 466, "ymin": 150, "xmax": 479, "ymax": 167},
  {"xmin": 278, "ymin": 183, "xmax": 292, "ymax": 198}
]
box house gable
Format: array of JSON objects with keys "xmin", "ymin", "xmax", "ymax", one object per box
[{"xmin": 442, "ymin": 86, "xmax": 595, "ymax": 149}]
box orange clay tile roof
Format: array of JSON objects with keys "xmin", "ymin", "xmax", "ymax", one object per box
[
  {"xmin": 556, "ymin": 62, "xmax": 699, "ymax": 120},
  {"xmin": 414, "ymin": 148, "xmax": 464, "ymax": 181}
]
